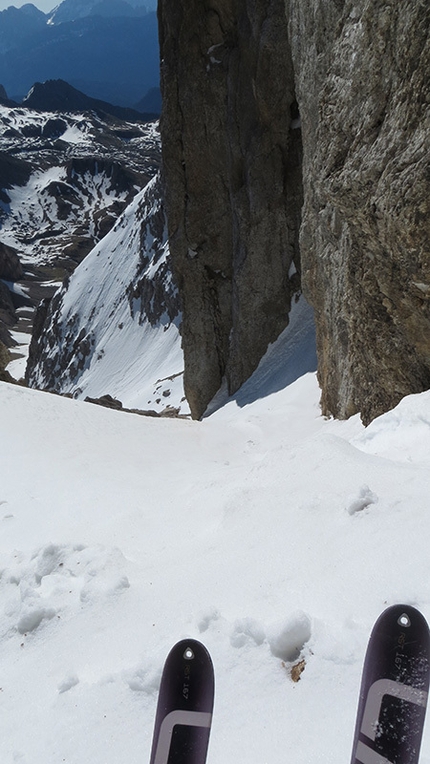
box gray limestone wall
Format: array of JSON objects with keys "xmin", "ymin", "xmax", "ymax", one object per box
[
  {"xmin": 289, "ymin": 0, "xmax": 430, "ymax": 424},
  {"xmin": 159, "ymin": 0, "xmax": 430, "ymax": 422},
  {"xmin": 158, "ymin": 0, "xmax": 303, "ymax": 418}
]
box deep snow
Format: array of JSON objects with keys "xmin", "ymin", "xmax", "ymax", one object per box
[{"xmin": 1, "ymin": 363, "xmax": 430, "ymax": 763}]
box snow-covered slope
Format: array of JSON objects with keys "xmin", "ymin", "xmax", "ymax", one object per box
[
  {"xmin": 26, "ymin": 172, "xmax": 185, "ymax": 413},
  {"xmin": 25, "ymin": 169, "xmax": 318, "ymax": 415},
  {"xmin": 1, "ymin": 371, "xmax": 430, "ymax": 764},
  {"xmin": 0, "ymin": 103, "xmax": 160, "ymax": 368}
]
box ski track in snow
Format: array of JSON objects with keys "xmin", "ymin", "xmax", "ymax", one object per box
[{"xmin": 1, "ymin": 374, "xmax": 430, "ymax": 763}]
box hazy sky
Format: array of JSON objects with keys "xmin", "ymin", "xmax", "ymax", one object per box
[
  {"xmin": 0, "ymin": 0, "xmax": 60, "ymax": 10},
  {"xmin": 0, "ymin": 0, "xmax": 158, "ymax": 12}
]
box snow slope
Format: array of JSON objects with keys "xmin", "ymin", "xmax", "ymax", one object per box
[
  {"xmin": 1, "ymin": 371, "xmax": 430, "ymax": 764},
  {"xmin": 26, "ymin": 172, "xmax": 317, "ymax": 416},
  {"xmin": 26, "ymin": 173, "xmax": 185, "ymax": 413}
]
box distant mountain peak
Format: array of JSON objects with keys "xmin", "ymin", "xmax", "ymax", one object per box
[
  {"xmin": 22, "ymin": 79, "xmax": 157, "ymax": 121},
  {"xmin": 0, "ymin": 84, "xmax": 18, "ymax": 107},
  {"xmin": 19, "ymin": 3, "xmax": 46, "ymax": 16},
  {"xmin": 0, "ymin": 6, "xmax": 159, "ymax": 107},
  {"xmin": 47, "ymin": 0, "xmax": 154, "ymax": 24}
]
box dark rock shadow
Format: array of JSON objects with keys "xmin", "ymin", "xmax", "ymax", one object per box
[{"xmin": 205, "ymin": 297, "xmax": 317, "ymax": 415}]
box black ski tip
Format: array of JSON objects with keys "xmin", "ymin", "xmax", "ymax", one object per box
[
  {"xmin": 372, "ymin": 604, "xmax": 430, "ymax": 638},
  {"xmin": 350, "ymin": 604, "xmax": 430, "ymax": 764},
  {"xmin": 149, "ymin": 638, "xmax": 214, "ymax": 764}
]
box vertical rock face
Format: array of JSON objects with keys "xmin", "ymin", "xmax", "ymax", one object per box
[
  {"xmin": 289, "ymin": 0, "xmax": 430, "ymax": 424},
  {"xmin": 159, "ymin": 0, "xmax": 430, "ymax": 423},
  {"xmin": 158, "ymin": 0, "xmax": 303, "ymax": 418}
]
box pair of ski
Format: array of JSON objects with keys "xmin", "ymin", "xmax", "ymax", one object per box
[{"xmin": 149, "ymin": 604, "xmax": 430, "ymax": 764}]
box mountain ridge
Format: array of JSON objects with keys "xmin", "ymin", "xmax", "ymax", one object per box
[
  {"xmin": 0, "ymin": 5, "xmax": 159, "ymax": 106},
  {"xmin": 23, "ymin": 79, "xmax": 158, "ymax": 121}
]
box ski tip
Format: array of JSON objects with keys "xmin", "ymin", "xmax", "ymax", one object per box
[
  {"xmin": 165, "ymin": 638, "xmax": 214, "ymax": 667},
  {"xmin": 374, "ymin": 603, "xmax": 430, "ymax": 635}
]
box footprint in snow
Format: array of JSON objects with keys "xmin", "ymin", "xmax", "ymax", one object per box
[
  {"xmin": 230, "ymin": 617, "xmax": 266, "ymax": 648},
  {"xmin": 197, "ymin": 607, "xmax": 221, "ymax": 633},
  {"xmin": 346, "ymin": 484, "xmax": 378, "ymax": 515},
  {"xmin": 123, "ymin": 664, "xmax": 161, "ymax": 695},
  {"xmin": 58, "ymin": 674, "xmax": 79, "ymax": 694}
]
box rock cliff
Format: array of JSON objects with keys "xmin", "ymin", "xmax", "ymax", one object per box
[
  {"xmin": 289, "ymin": 0, "xmax": 430, "ymax": 424},
  {"xmin": 0, "ymin": 242, "xmax": 24, "ymax": 347},
  {"xmin": 158, "ymin": 0, "xmax": 303, "ymax": 418},
  {"xmin": 159, "ymin": 0, "xmax": 430, "ymax": 423}
]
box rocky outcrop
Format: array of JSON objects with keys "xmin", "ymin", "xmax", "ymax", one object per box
[
  {"xmin": 0, "ymin": 338, "xmax": 17, "ymax": 383},
  {"xmin": 0, "ymin": 243, "xmax": 24, "ymax": 347},
  {"xmin": 159, "ymin": 0, "xmax": 430, "ymax": 423},
  {"xmin": 0, "ymin": 279, "xmax": 16, "ymax": 347},
  {"xmin": 288, "ymin": 0, "xmax": 430, "ymax": 424},
  {"xmin": 0, "ymin": 241, "xmax": 24, "ymax": 281},
  {"xmin": 0, "ymin": 338, "xmax": 10, "ymax": 368},
  {"xmin": 84, "ymin": 393, "xmax": 181, "ymax": 417},
  {"xmin": 0, "ymin": 83, "xmax": 16, "ymax": 107},
  {"xmin": 158, "ymin": 0, "xmax": 303, "ymax": 418},
  {"xmin": 0, "ymin": 153, "xmax": 32, "ymax": 197}
]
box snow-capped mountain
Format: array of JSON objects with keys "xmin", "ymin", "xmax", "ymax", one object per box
[
  {"xmin": 47, "ymin": 0, "xmax": 155, "ymax": 25},
  {"xmin": 0, "ymin": 104, "xmax": 159, "ymax": 267},
  {"xmin": 25, "ymin": 172, "xmax": 186, "ymax": 415},
  {"xmin": 0, "ymin": 100, "xmax": 160, "ymax": 366},
  {"xmin": 0, "ymin": 103, "xmax": 159, "ymax": 267},
  {"xmin": 21, "ymin": 161, "xmax": 317, "ymax": 416},
  {"xmin": 21, "ymin": 79, "xmax": 157, "ymax": 120}
]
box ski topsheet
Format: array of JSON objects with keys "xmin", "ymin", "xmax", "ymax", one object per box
[
  {"xmin": 149, "ymin": 639, "xmax": 214, "ymax": 764},
  {"xmin": 350, "ymin": 604, "xmax": 430, "ymax": 764}
]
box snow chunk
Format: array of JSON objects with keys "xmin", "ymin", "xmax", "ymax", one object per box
[
  {"xmin": 0, "ymin": 543, "xmax": 131, "ymax": 640},
  {"xmin": 352, "ymin": 390, "xmax": 430, "ymax": 466},
  {"xmin": 230, "ymin": 617, "xmax": 266, "ymax": 648},
  {"xmin": 17, "ymin": 605, "xmax": 56, "ymax": 634},
  {"xmin": 266, "ymin": 611, "xmax": 312, "ymax": 661}
]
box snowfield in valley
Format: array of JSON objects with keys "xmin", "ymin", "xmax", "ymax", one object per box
[{"xmin": 1, "ymin": 367, "xmax": 430, "ymax": 763}]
